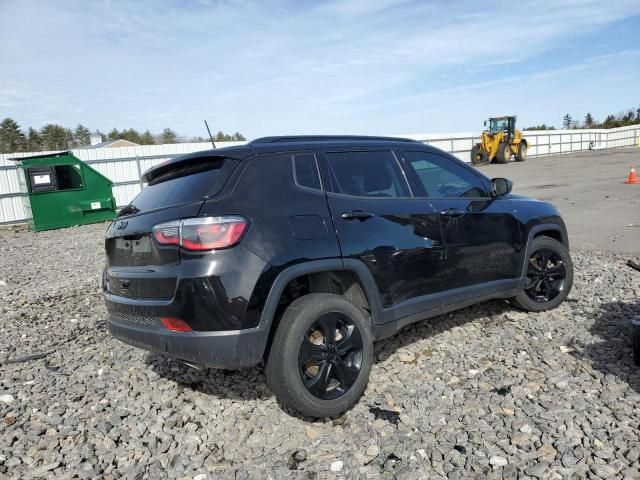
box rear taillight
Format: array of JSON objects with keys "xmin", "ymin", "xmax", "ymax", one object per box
[{"xmin": 152, "ymin": 216, "xmax": 248, "ymax": 251}]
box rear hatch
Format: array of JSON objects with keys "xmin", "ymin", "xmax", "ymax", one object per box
[{"xmin": 104, "ymin": 154, "xmax": 241, "ymax": 300}]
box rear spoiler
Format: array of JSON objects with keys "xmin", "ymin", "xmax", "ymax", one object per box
[{"xmin": 141, "ymin": 147, "xmax": 253, "ymax": 185}]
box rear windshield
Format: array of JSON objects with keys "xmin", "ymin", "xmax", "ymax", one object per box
[{"xmin": 129, "ymin": 157, "xmax": 239, "ymax": 211}]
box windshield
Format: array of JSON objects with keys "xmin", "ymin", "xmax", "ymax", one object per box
[{"xmin": 489, "ymin": 118, "xmax": 509, "ymax": 134}]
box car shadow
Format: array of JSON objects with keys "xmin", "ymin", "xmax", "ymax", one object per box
[
  {"xmin": 145, "ymin": 352, "xmax": 272, "ymax": 401},
  {"xmin": 145, "ymin": 299, "xmax": 514, "ymax": 403},
  {"xmin": 374, "ymin": 299, "xmax": 513, "ymax": 363},
  {"xmin": 571, "ymin": 299, "xmax": 640, "ymax": 394}
]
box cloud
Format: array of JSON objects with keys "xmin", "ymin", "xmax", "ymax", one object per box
[{"xmin": 0, "ymin": 0, "xmax": 638, "ymax": 135}]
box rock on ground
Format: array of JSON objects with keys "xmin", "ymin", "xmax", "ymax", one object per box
[{"xmin": 1, "ymin": 223, "xmax": 639, "ymax": 479}]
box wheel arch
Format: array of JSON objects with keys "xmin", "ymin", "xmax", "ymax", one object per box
[
  {"xmin": 258, "ymin": 259, "xmax": 383, "ymax": 361},
  {"xmin": 520, "ymin": 223, "xmax": 568, "ymax": 282}
]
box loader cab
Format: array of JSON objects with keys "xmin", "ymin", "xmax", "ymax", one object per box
[{"xmin": 487, "ymin": 116, "xmax": 516, "ymax": 139}]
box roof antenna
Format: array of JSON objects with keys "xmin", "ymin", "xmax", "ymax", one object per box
[{"xmin": 204, "ymin": 120, "xmax": 216, "ymax": 148}]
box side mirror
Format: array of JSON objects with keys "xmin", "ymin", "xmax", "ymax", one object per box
[
  {"xmin": 483, "ymin": 120, "xmax": 487, "ymax": 127},
  {"xmin": 491, "ymin": 177, "xmax": 513, "ymax": 197}
]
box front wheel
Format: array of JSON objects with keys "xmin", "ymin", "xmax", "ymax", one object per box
[
  {"xmin": 265, "ymin": 293, "xmax": 373, "ymax": 418},
  {"xmin": 494, "ymin": 142, "xmax": 511, "ymax": 164},
  {"xmin": 509, "ymin": 236, "xmax": 574, "ymax": 312},
  {"xmin": 471, "ymin": 144, "xmax": 489, "ymax": 166},
  {"xmin": 516, "ymin": 142, "xmax": 527, "ymax": 162}
]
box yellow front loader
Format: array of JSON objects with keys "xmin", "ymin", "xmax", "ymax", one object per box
[{"xmin": 471, "ymin": 116, "xmax": 527, "ymax": 166}]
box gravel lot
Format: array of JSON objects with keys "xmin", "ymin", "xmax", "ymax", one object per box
[{"xmin": 1, "ymin": 222, "xmax": 639, "ymax": 479}]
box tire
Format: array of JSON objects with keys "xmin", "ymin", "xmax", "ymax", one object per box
[
  {"xmin": 471, "ymin": 144, "xmax": 489, "ymax": 166},
  {"xmin": 265, "ymin": 293, "xmax": 374, "ymax": 418},
  {"xmin": 509, "ymin": 236, "xmax": 574, "ymax": 312},
  {"xmin": 494, "ymin": 142, "xmax": 511, "ymax": 164},
  {"xmin": 516, "ymin": 142, "xmax": 527, "ymax": 162}
]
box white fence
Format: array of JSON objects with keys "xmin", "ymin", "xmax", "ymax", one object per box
[{"xmin": 1, "ymin": 125, "xmax": 639, "ymax": 224}]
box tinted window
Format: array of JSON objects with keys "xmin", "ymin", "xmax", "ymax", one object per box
[
  {"xmin": 293, "ymin": 153, "xmax": 321, "ymax": 190},
  {"xmin": 326, "ymin": 151, "xmax": 410, "ymax": 198},
  {"xmin": 131, "ymin": 157, "xmax": 239, "ymax": 211},
  {"xmin": 402, "ymin": 151, "xmax": 488, "ymax": 198}
]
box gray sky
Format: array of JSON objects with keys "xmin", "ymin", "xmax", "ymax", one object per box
[{"xmin": 1, "ymin": 0, "xmax": 639, "ymax": 138}]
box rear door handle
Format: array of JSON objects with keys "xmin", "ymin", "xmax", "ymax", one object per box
[
  {"xmin": 439, "ymin": 208, "xmax": 465, "ymax": 218},
  {"xmin": 341, "ymin": 211, "xmax": 375, "ymax": 220}
]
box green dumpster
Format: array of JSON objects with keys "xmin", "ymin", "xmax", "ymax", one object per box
[{"xmin": 11, "ymin": 151, "xmax": 116, "ymax": 231}]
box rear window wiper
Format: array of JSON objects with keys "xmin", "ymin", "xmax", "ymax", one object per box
[{"xmin": 118, "ymin": 205, "xmax": 140, "ymax": 218}]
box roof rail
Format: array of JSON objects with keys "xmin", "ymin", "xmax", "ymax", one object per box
[{"xmin": 249, "ymin": 135, "xmax": 421, "ymax": 144}]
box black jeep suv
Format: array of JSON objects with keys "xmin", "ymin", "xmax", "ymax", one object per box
[{"xmin": 104, "ymin": 135, "xmax": 573, "ymax": 417}]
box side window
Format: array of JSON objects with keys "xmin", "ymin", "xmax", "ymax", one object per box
[
  {"xmin": 293, "ymin": 153, "xmax": 321, "ymax": 190},
  {"xmin": 325, "ymin": 150, "xmax": 410, "ymax": 198},
  {"xmin": 402, "ymin": 151, "xmax": 488, "ymax": 198}
]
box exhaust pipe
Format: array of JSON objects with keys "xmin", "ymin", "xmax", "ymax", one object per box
[{"xmin": 177, "ymin": 359, "xmax": 205, "ymax": 371}]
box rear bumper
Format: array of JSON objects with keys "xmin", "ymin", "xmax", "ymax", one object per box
[
  {"xmin": 103, "ymin": 243, "xmax": 275, "ymax": 368},
  {"xmin": 107, "ymin": 310, "xmax": 269, "ymax": 368}
]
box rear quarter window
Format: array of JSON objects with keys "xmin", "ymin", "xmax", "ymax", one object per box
[{"xmin": 293, "ymin": 153, "xmax": 321, "ymax": 190}]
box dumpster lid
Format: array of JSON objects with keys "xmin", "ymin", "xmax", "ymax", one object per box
[
  {"xmin": 7, "ymin": 151, "xmax": 70, "ymax": 162},
  {"xmin": 8, "ymin": 151, "xmax": 114, "ymax": 186}
]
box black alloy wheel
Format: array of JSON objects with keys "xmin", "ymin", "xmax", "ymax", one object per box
[
  {"xmin": 266, "ymin": 293, "xmax": 373, "ymax": 418},
  {"xmin": 524, "ymin": 248, "xmax": 567, "ymax": 303},
  {"xmin": 298, "ymin": 312, "xmax": 364, "ymax": 400}
]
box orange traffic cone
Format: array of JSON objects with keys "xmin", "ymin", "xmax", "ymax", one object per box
[{"xmin": 625, "ymin": 166, "xmax": 639, "ymax": 184}]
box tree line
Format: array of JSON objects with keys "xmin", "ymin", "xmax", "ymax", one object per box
[
  {"xmin": 0, "ymin": 117, "xmax": 246, "ymax": 154},
  {"xmin": 525, "ymin": 105, "xmax": 640, "ymax": 130}
]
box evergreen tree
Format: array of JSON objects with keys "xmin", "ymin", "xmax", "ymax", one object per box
[
  {"xmin": 65, "ymin": 128, "xmax": 76, "ymax": 148},
  {"xmin": 584, "ymin": 113, "xmax": 594, "ymax": 128},
  {"xmin": 140, "ymin": 130, "xmax": 155, "ymax": 145},
  {"xmin": 524, "ymin": 124, "xmax": 556, "ymax": 131},
  {"xmin": 623, "ymin": 110, "xmax": 634, "ymax": 124},
  {"xmin": 26, "ymin": 127, "xmax": 43, "ymax": 152},
  {"xmin": 108, "ymin": 128, "xmax": 121, "ymax": 140},
  {"xmin": 231, "ymin": 132, "xmax": 246, "ymax": 141},
  {"xmin": 74, "ymin": 124, "xmax": 91, "ymax": 146},
  {"xmin": 161, "ymin": 128, "xmax": 178, "ymax": 144},
  {"xmin": 40, "ymin": 124, "xmax": 69, "ymax": 150},
  {"xmin": 121, "ymin": 128, "xmax": 142, "ymax": 144},
  {"xmin": 562, "ymin": 114, "xmax": 573, "ymax": 129},
  {"xmin": 214, "ymin": 130, "xmax": 227, "ymax": 142},
  {"xmin": 0, "ymin": 117, "xmax": 26, "ymax": 153}
]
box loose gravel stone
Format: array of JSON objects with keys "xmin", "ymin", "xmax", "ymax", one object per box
[
  {"xmin": 365, "ymin": 445, "xmax": 380, "ymax": 457},
  {"xmin": 397, "ymin": 349, "xmax": 416, "ymax": 363},
  {"xmin": 1, "ymin": 223, "xmax": 639, "ymax": 479},
  {"xmin": 525, "ymin": 461, "xmax": 550, "ymax": 478},
  {"xmin": 490, "ymin": 456, "xmax": 508, "ymax": 468}
]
